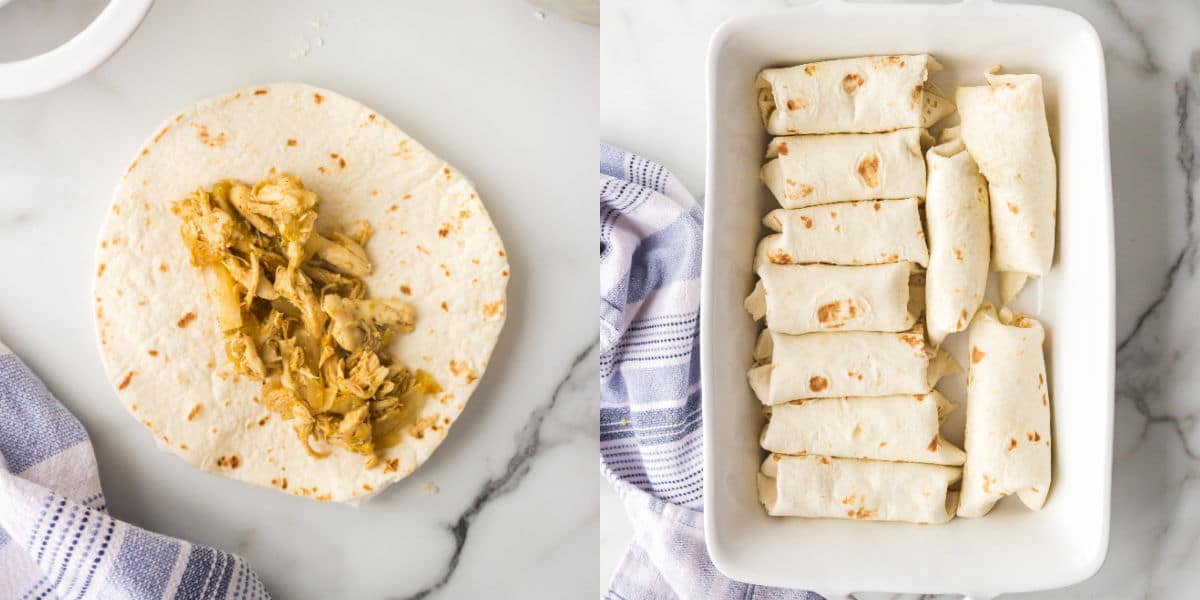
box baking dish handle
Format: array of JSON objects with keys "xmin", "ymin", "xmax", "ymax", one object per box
[{"xmin": 0, "ymin": 0, "xmax": 154, "ymax": 99}]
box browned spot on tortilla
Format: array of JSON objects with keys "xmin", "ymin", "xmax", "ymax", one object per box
[
  {"xmin": 841, "ymin": 73, "xmax": 865, "ymax": 94},
  {"xmin": 1038, "ymin": 373, "xmax": 1044, "ymax": 387},
  {"xmin": 384, "ymin": 459, "xmax": 400, "ymax": 473},
  {"xmin": 841, "ymin": 494, "xmax": 857, "ymax": 505},
  {"xmin": 982, "ymin": 474, "xmax": 995, "ymax": 494},
  {"xmin": 153, "ymin": 125, "xmax": 171, "ymax": 143},
  {"xmin": 1042, "ymin": 393, "xmax": 1048, "ymax": 406},
  {"xmin": 416, "ymin": 244, "xmax": 430, "ymax": 255},
  {"xmin": 483, "ymin": 300, "xmax": 505, "ymax": 319},
  {"xmin": 180, "ymin": 443, "xmax": 189, "ymax": 450},
  {"xmin": 158, "ymin": 263, "xmax": 168, "ymax": 272},
  {"xmin": 926, "ymin": 435, "xmax": 941, "ymax": 452},
  {"xmin": 403, "ymin": 193, "xmax": 413, "ymax": 200},
  {"xmin": 1008, "ymin": 437, "xmax": 1018, "ymax": 451},
  {"xmin": 1007, "ymin": 202, "xmax": 1020, "ymax": 214},
  {"xmin": 216, "ymin": 455, "xmax": 241, "ymax": 468},
  {"xmin": 857, "ymin": 154, "xmax": 881, "ymax": 187},
  {"xmin": 205, "ymin": 361, "xmax": 215, "ymax": 370},
  {"xmin": 879, "ymin": 441, "xmax": 887, "ymax": 448},
  {"xmin": 439, "ymin": 263, "xmax": 451, "ymax": 277},
  {"xmin": 804, "ymin": 65, "xmax": 816, "ymax": 76},
  {"xmin": 829, "ymin": 210, "xmax": 838, "ymax": 219},
  {"xmin": 900, "ymin": 334, "xmax": 924, "ymax": 349},
  {"xmin": 911, "ymin": 84, "xmax": 923, "ymax": 107},
  {"xmin": 118, "ymin": 371, "xmax": 137, "ymax": 390},
  {"xmin": 501, "ymin": 270, "xmax": 508, "ymax": 277},
  {"xmin": 185, "ymin": 404, "xmax": 203, "ymax": 421},
  {"xmin": 786, "ymin": 98, "xmax": 807, "ymax": 110},
  {"xmin": 849, "ymin": 506, "xmax": 877, "ymax": 520},
  {"xmin": 438, "ymin": 225, "xmax": 450, "ymax": 238},
  {"xmin": 971, "ymin": 346, "xmax": 986, "ymax": 363},
  {"xmin": 817, "ymin": 301, "xmax": 842, "ymax": 324},
  {"xmin": 137, "ymin": 299, "xmax": 148, "ymax": 307},
  {"xmin": 286, "ymin": 139, "xmax": 298, "ymax": 147},
  {"xmin": 440, "ymin": 301, "xmax": 449, "ymax": 312},
  {"xmin": 498, "ymin": 249, "xmax": 506, "ymax": 257},
  {"xmin": 808, "ymin": 376, "xmax": 828, "ymax": 392},
  {"xmin": 1030, "ymin": 230, "xmax": 1037, "ymax": 238},
  {"xmin": 777, "ymin": 142, "xmax": 789, "ymax": 156},
  {"xmin": 313, "ymin": 93, "xmax": 324, "ymax": 104},
  {"xmin": 317, "ymin": 166, "xmax": 327, "ymax": 174},
  {"xmin": 368, "ymin": 113, "xmax": 377, "ymax": 121},
  {"xmin": 1027, "ymin": 431, "xmax": 1042, "ymax": 442},
  {"xmin": 883, "ymin": 56, "xmax": 905, "ymax": 67},
  {"xmin": 953, "ymin": 247, "xmax": 964, "ymax": 261},
  {"xmin": 101, "ymin": 240, "xmax": 108, "ymax": 249},
  {"xmin": 834, "ymin": 224, "xmax": 841, "ymax": 233},
  {"xmin": 853, "ymin": 424, "xmax": 863, "ymax": 437},
  {"xmin": 338, "ymin": 158, "xmax": 346, "ymax": 168},
  {"xmin": 818, "ymin": 456, "xmax": 830, "ymax": 465},
  {"xmin": 767, "ymin": 249, "xmax": 792, "ymax": 264},
  {"xmin": 177, "ymin": 312, "xmax": 197, "ymax": 328},
  {"xmin": 398, "ymin": 285, "xmax": 413, "ymax": 297},
  {"xmin": 443, "ymin": 167, "xmax": 452, "ymax": 180},
  {"xmin": 96, "ymin": 263, "xmax": 106, "ymax": 277},
  {"xmin": 800, "ymin": 215, "xmax": 813, "ymax": 229},
  {"xmin": 362, "ymin": 483, "xmax": 374, "ymax": 492}
]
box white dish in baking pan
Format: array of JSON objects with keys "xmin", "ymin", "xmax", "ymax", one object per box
[{"xmin": 701, "ymin": 1, "xmax": 1114, "ymax": 598}]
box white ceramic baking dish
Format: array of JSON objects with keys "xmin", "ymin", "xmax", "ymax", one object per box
[{"xmin": 701, "ymin": 1, "xmax": 1114, "ymax": 597}]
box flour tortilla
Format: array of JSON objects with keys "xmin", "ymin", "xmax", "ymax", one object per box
[
  {"xmin": 93, "ymin": 83, "xmax": 509, "ymax": 503},
  {"xmin": 747, "ymin": 325, "xmax": 959, "ymax": 404},
  {"xmin": 755, "ymin": 198, "xmax": 929, "ymax": 268},
  {"xmin": 758, "ymin": 454, "xmax": 960, "ymax": 523},
  {"xmin": 761, "ymin": 129, "xmax": 929, "ymax": 209},
  {"xmin": 757, "ymin": 55, "xmax": 955, "ymax": 135},
  {"xmin": 760, "ymin": 391, "xmax": 965, "ymax": 465},
  {"xmin": 745, "ymin": 262, "xmax": 916, "ymax": 334},
  {"xmin": 957, "ymin": 305, "xmax": 1051, "ymax": 517},
  {"xmin": 956, "ymin": 69, "xmax": 1057, "ymax": 303},
  {"xmin": 924, "ymin": 128, "xmax": 991, "ymax": 346}
]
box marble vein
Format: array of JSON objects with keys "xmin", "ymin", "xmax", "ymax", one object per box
[
  {"xmin": 394, "ymin": 337, "xmax": 599, "ymax": 600},
  {"xmin": 1100, "ymin": 0, "xmax": 1161, "ymax": 74}
]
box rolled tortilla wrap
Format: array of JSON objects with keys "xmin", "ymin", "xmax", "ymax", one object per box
[
  {"xmin": 746, "ymin": 325, "xmax": 959, "ymax": 404},
  {"xmin": 756, "ymin": 198, "xmax": 929, "ymax": 268},
  {"xmin": 761, "ymin": 129, "xmax": 929, "ymax": 208},
  {"xmin": 956, "ymin": 69, "xmax": 1056, "ymax": 303},
  {"xmin": 744, "ymin": 262, "xmax": 917, "ymax": 334},
  {"xmin": 757, "ymin": 55, "xmax": 955, "ymax": 135},
  {"xmin": 760, "ymin": 391, "xmax": 965, "ymax": 465},
  {"xmin": 958, "ymin": 305, "xmax": 1051, "ymax": 517},
  {"xmin": 758, "ymin": 454, "xmax": 961, "ymax": 523},
  {"xmin": 924, "ymin": 129, "xmax": 991, "ymax": 346}
]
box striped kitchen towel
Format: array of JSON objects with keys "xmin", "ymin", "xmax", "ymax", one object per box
[
  {"xmin": 0, "ymin": 339, "xmax": 268, "ymax": 599},
  {"xmin": 600, "ymin": 144, "xmax": 821, "ymax": 599}
]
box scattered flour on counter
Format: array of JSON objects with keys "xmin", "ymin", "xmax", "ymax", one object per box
[
  {"xmin": 534, "ymin": 10, "xmax": 545, "ymax": 20},
  {"xmin": 420, "ymin": 482, "xmax": 440, "ymax": 495}
]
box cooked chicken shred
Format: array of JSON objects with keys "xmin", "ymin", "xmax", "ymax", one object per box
[{"xmin": 174, "ymin": 175, "xmax": 439, "ymax": 466}]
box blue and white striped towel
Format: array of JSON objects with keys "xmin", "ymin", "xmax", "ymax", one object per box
[
  {"xmin": 600, "ymin": 144, "xmax": 821, "ymax": 600},
  {"xmin": 0, "ymin": 339, "xmax": 268, "ymax": 599}
]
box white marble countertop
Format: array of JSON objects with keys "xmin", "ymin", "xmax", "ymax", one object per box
[
  {"xmin": 0, "ymin": 0, "xmax": 597, "ymax": 598},
  {"xmin": 601, "ymin": 0, "xmax": 1200, "ymax": 597}
]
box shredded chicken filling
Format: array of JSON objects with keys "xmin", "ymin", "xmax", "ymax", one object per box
[{"xmin": 174, "ymin": 175, "xmax": 439, "ymax": 467}]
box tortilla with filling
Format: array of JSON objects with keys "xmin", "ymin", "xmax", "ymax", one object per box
[
  {"xmin": 757, "ymin": 54, "xmax": 955, "ymax": 135},
  {"xmin": 956, "ymin": 69, "xmax": 1056, "ymax": 303},
  {"xmin": 957, "ymin": 305, "xmax": 1051, "ymax": 517},
  {"xmin": 924, "ymin": 126, "xmax": 991, "ymax": 346},
  {"xmin": 746, "ymin": 325, "xmax": 959, "ymax": 404},
  {"xmin": 760, "ymin": 391, "xmax": 965, "ymax": 465},
  {"xmin": 761, "ymin": 129, "xmax": 929, "ymax": 209},
  {"xmin": 93, "ymin": 83, "xmax": 509, "ymax": 503},
  {"xmin": 744, "ymin": 262, "xmax": 916, "ymax": 334},
  {"xmin": 758, "ymin": 453, "xmax": 961, "ymax": 523},
  {"xmin": 755, "ymin": 199, "xmax": 929, "ymax": 268}
]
